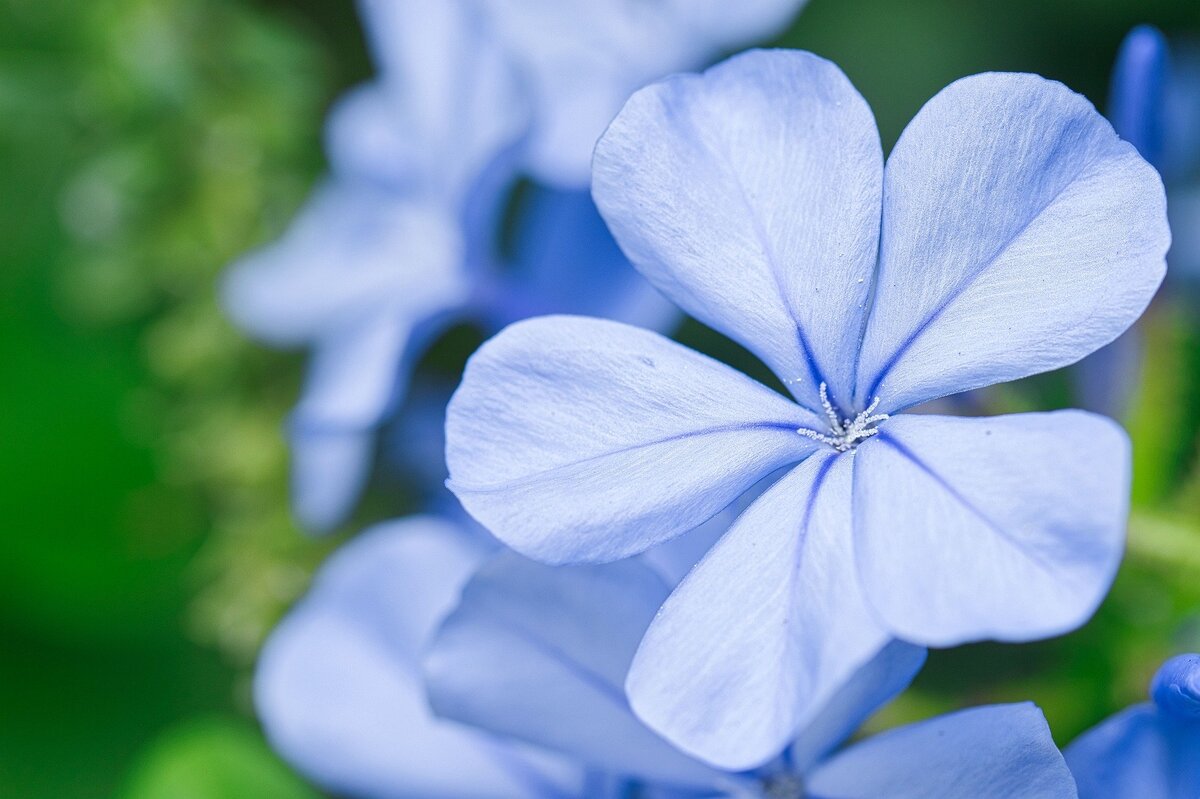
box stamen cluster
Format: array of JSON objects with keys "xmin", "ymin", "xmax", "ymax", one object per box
[{"xmin": 797, "ymin": 383, "xmax": 889, "ymax": 452}]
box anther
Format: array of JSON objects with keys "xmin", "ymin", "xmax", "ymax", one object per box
[{"xmin": 797, "ymin": 382, "xmax": 889, "ymax": 452}]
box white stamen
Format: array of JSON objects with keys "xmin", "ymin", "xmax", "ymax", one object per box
[{"xmin": 797, "ymin": 382, "xmax": 889, "ymax": 452}]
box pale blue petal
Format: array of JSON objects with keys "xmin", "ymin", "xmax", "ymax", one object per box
[
  {"xmin": 446, "ymin": 315, "xmax": 817, "ymax": 563},
  {"xmin": 353, "ymin": 0, "xmax": 527, "ymax": 199},
  {"xmin": 666, "ymin": 0, "xmax": 808, "ymax": 48},
  {"xmin": 425, "ymin": 553, "xmax": 723, "ymax": 789},
  {"xmin": 808, "ymin": 703, "xmax": 1078, "ymax": 798},
  {"xmin": 593, "ymin": 49, "xmax": 883, "ymax": 415},
  {"xmin": 639, "ymin": 472, "xmax": 777, "ymax": 587},
  {"xmin": 627, "ymin": 454, "xmax": 893, "ymax": 770},
  {"xmin": 288, "ymin": 427, "xmax": 374, "ymax": 534},
  {"xmin": 486, "ymin": 187, "xmax": 677, "ymax": 333},
  {"xmin": 787, "ymin": 640, "xmax": 927, "ymax": 771},
  {"xmin": 293, "ymin": 314, "xmax": 412, "ymax": 432},
  {"xmin": 324, "ymin": 82, "xmax": 426, "ymax": 190},
  {"xmin": 853, "ymin": 412, "xmax": 1129, "ymax": 646},
  {"xmin": 1109, "ymin": 25, "xmax": 1169, "ymax": 167},
  {"xmin": 482, "ymin": 0, "xmax": 699, "ymax": 186},
  {"xmin": 221, "ymin": 182, "xmax": 467, "ymax": 346},
  {"xmin": 1066, "ymin": 704, "xmax": 1200, "ymax": 799},
  {"xmin": 287, "ymin": 312, "xmax": 458, "ymax": 532},
  {"xmin": 855, "ymin": 73, "xmax": 1169, "ymax": 413},
  {"xmin": 484, "ymin": 2, "xmax": 806, "ymax": 186},
  {"xmin": 255, "ymin": 518, "xmax": 581, "ymax": 798}
]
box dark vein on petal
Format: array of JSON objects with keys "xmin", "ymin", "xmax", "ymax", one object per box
[
  {"xmin": 448, "ymin": 421, "xmax": 809, "ymax": 495},
  {"xmin": 875, "ymin": 432, "xmax": 1062, "ymax": 577},
  {"xmin": 863, "ymin": 149, "xmax": 1100, "ymax": 402},
  {"xmin": 684, "ymin": 105, "xmax": 833, "ymax": 414}
]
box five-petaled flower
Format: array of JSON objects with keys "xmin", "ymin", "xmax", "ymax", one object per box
[{"xmin": 446, "ymin": 48, "xmax": 1170, "ymax": 767}]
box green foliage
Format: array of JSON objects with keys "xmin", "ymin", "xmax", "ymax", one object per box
[{"xmin": 120, "ymin": 717, "xmax": 321, "ymax": 799}]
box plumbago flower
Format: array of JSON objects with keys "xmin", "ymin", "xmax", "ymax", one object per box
[
  {"xmin": 446, "ymin": 49, "xmax": 1170, "ymax": 767},
  {"xmin": 222, "ymin": 0, "xmax": 671, "ymax": 531},
  {"xmin": 1065, "ymin": 654, "xmax": 1200, "ymax": 798},
  {"xmin": 255, "ymin": 514, "xmax": 1080, "ymax": 798}
]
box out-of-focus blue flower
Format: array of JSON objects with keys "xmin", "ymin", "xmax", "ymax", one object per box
[
  {"xmin": 258, "ymin": 516, "xmax": 1079, "ymax": 798},
  {"xmin": 1076, "ymin": 25, "xmax": 1200, "ymax": 419},
  {"xmin": 481, "ymin": 0, "xmax": 809, "ymax": 187},
  {"xmin": 222, "ymin": 0, "xmax": 682, "ymax": 532},
  {"xmin": 446, "ymin": 48, "xmax": 1169, "ymax": 767},
  {"xmin": 254, "ymin": 516, "xmax": 592, "ymax": 798},
  {"xmin": 1066, "ymin": 653, "xmax": 1200, "ymax": 798}
]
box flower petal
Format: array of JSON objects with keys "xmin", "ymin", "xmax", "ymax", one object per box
[
  {"xmin": 626, "ymin": 454, "xmax": 894, "ymax": 770},
  {"xmin": 446, "ymin": 315, "xmax": 817, "ymax": 563},
  {"xmin": 352, "ymin": 0, "xmax": 527, "ymax": 197},
  {"xmin": 425, "ymin": 553, "xmax": 722, "ymax": 789},
  {"xmin": 254, "ymin": 518, "xmax": 581, "ymax": 798},
  {"xmin": 666, "ymin": 0, "xmax": 808, "ymax": 48},
  {"xmin": 1066, "ymin": 704, "xmax": 1200, "ymax": 798},
  {"xmin": 808, "ymin": 703, "xmax": 1078, "ymax": 798},
  {"xmin": 221, "ymin": 182, "xmax": 466, "ymax": 346},
  {"xmin": 787, "ymin": 640, "xmax": 927, "ymax": 771},
  {"xmin": 288, "ymin": 427, "xmax": 374, "ymax": 534},
  {"xmin": 593, "ymin": 49, "xmax": 883, "ymax": 414},
  {"xmin": 481, "ymin": 0, "xmax": 698, "ymax": 186},
  {"xmin": 853, "ymin": 411, "xmax": 1129, "ymax": 646},
  {"xmin": 855, "ymin": 73, "xmax": 1168, "ymax": 412}
]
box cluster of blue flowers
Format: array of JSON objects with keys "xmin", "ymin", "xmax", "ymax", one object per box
[{"xmin": 224, "ymin": 3, "xmax": 1200, "ymax": 797}]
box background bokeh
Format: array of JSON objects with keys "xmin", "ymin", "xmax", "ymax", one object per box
[{"xmin": 3, "ymin": 0, "xmax": 1199, "ymax": 796}]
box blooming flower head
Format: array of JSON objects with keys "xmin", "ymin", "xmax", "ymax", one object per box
[
  {"xmin": 446, "ymin": 48, "xmax": 1169, "ymax": 766},
  {"xmin": 1065, "ymin": 653, "xmax": 1200, "ymax": 798}
]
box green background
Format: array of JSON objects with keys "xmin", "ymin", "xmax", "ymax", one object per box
[{"xmin": 2, "ymin": 0, "xmax": 1199, "ymax": 796}]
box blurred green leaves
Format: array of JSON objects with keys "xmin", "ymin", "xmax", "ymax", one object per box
[{"xmin": 120, "ymin": 718, "xmax": 320, "ymax": 799}]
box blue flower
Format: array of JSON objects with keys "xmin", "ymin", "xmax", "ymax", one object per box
[
  {"xmin": 257, "ymin": 515, "xmax": 1080, "ymax": 798},
  {"xmin": 1065, "ymin": 653, "xmax": 1200, "ymax": 798},
  {"xmin": 446, "ymin": 48, "xmax": 1169, "ymax": 767},
  {"xmin": 482, "ymin": 0, "xmax": 809, "ymax": 187}
]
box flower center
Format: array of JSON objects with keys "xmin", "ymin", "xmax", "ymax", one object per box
[{"xmin": 797, "ymin": 382, "xmax": 888, "ymax": 452}]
